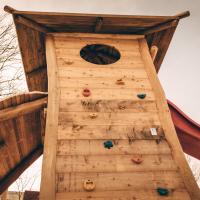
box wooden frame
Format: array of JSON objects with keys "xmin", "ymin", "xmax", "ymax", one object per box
[
  {"xmin": 40, "ymin": 36, "xmax": 60, "ymax": 200},
  {"xmin": 139, "ymin": 38, "xmax": 200, "ymax": 199},
  {"xmin": 0, "ymin": 97, "xmax": 47, "ymax": 122}
]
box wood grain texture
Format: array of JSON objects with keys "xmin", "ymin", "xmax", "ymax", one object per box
[
  {"xmin": 56, "ymin": 171, "xmax": 185, "ymax": 192},
  {"xmin": 56, "ymin": 189, "xmax": 191, "ymax": 200},
  {"xmin": 58, "ymin": 67, "xmax": 148, "ymax": 79},
  {"xmin": 56, "ymin": 154, "xmax": 177, "ymax": 173},
  {"xmin": 59, "ymin": 100, "xmax": 156, "ymax": 113},
  {"xmin": 58, "ymin": 111, "xmax": 160, "ymax": 125},
  {"xmin": 60, "ymin": 88, "xmax": 154, "ymax": 100},
  {"xmin": 59, "ymin": 77, "xmax": 151, "ymax": 89},
  {"xmin": 40, "ymin": 36, "xmax": 60, "ymax": 200},
  {"xmin": 58, "ymin": 124, "xmax": 164, "ymax": 140},
  {"xmin": 57, "ymin": 140, "xmax": 170, "ymax": 156},
  {"xmin": 139, "ymin": 38, "xmax": 200, "ymax": 199}
]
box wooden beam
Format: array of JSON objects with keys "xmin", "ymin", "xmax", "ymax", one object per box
[
  {"xmin": 138, "ymin": 19, "xmax": 179, "ymax": 35},
  {"xmin": 94, "ymin": 17, "xmax": 103, "ymax": 32},
  {"xmin": 4, "ymin": 6, "xmax": 16, "ymax": 14},
  {"xmin": 150, "ymin": 46, "xmax": 158, "ymax": 62},
  {"xmin": 14, "ymin": 15, "xmax": 49, "ymax": 33},
  {"xmin": 50, "ymin": 32, "xmax": 144, "ymax": 40},
  {"xmin": 139, "ymin": 38, "xmax": 200, "ymax": 199},
  {"xmin": 0, "ymin": 145, "xmax": 43, "ymax": 195},
  {"xmin": 175, "ymin": 11, "xmax": 190, "ymax": 19},
  {"xmin": 40, "ymin": 35, "xmax": 60, "ymax": 200},
  {"xmin": 0, "ymin": 97, "xmax": 47, "ymax": 122}
]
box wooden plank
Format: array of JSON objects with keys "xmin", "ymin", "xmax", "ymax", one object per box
[
  {"xmin": 56, "ymin": 49, "xmax": 142, "ymax": 62},
  {"xmin": 52, "ymin": 33, "xmax": 144, "ymax": 40},
  {"xmin": 15, "ymin": 116, "xmax": 30, "ymax": 156},
  {"xmin": 56, "ymin": 154, "xmax": 177, "ymax": 173},
  {"xmin": 57, "ymin": 140, "xmax": 170, "ymax": 156},
  {"xmin": 60, "ymin": 88, "xmax": 154, "ymax": 100},
  {"xmin": 58, "ymin": 67, "xmax": 148, "ymax": 79},
  {"xmin": 54, "ymin": 37, "xmax": 140, "ymax": 51},
  {"xmin": 58, "ymin": 111, "xmax": 160, "ymax": 125},
  {"xmin": 0, "ymin": 97, "xmax": 47, "ymax": 122},
  {"xmin": 58, "ymin": 124, "xmax": 164, "ymax": 140},
  {"xmin": 57, "ymin": 58, "xmax": 144, "ymax": 69},
  {"xmin": 56, "ymin": 189, "xmax": 191, "ymax": 200},
  {"xmin": 11, "ymin": 10, "xmax": 177, "ymax": 25},
  {"xmin": 139, "ymin": 38, "xmax": 200, "ymax": 199},
  {"xmin": 40, "ymin": 36, "xmax": 59, "ymax": 200},
  {"xmin": 59, "ymin": 77, "xmax": 152, "ymax": 90},
  {"xmin": 59, "ymin": 100, "xmax": 157, "ymax": 113},
  {"xmin": 0, "ymin": 120, "xmax": 21, "ymax": 165},
  {"xmin": 56, "ymin": 171, "xmax": 185, "ymax": 192}
]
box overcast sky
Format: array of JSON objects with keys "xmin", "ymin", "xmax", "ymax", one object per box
[{"xmin": 0, "ymin": 0, "xmax": 199, "ymax": 191}]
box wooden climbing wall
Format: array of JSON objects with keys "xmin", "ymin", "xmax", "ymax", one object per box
[{"xmin": 40, "ymin": 33, "xmax": 199, "ymax": 200}]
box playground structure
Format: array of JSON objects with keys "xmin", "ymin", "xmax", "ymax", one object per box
[{"xmin": 0, "ymin": 5, "xmax": 200, "ymax": 200}]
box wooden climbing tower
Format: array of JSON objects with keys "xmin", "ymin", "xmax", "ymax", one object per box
[{"xmin": 4, "ymin": 6, "xmax": 200, "ymax": 200}]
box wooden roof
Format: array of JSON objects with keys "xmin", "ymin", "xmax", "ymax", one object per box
[
  {"xmin": 0, "ymin": 92, "xmax": 47, "ymax": 193},
  {"xmin": 4, "ymin": 6, "xmax": 190, "ymax": 92}
]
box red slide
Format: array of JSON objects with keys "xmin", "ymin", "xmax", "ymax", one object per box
[{"xmin": 168, "ymin": 100, "xmax": 200, "ymax": 160}]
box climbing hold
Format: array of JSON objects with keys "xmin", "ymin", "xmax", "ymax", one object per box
[
  {"xmin": 131, "ymin": 155, "xmax": 143, "ymax": 164},
  {"xmin": 82, "ymin": 88, "xmax": 91, "ymax": 97},
  {"xmin": 89, "ymin": 113, "xmax": 98, "ymax": 119},
  {"xmin": 83, "ymin": 179, "xmax": 95, "ymax": 191},
  {"xmin": 137, "ymin": 93, "xmax": 146, "ymax": 99},
  {"xmin": 157, "ymin": 187, "xmax": 169, "ymax": 196},
  {"xmin": 72, "ymin": 124, "xmax": 82, "ymax": 132},
  {"xmin": 116, "ymin": 78, "xmax": 125, "ymax": 85},
  {"xmin": 150, "ymin": 127, "xmax": 158, "ymax": 136},
  {"xmin": 104, "ymin": 140, "xmax": 113, "ymax": 149},
  {"xmin": 118, "ymin": 104, "xmax": 126, "ymax": 110}
]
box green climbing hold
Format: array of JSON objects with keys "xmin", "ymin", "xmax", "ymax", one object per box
[
  {"xmin": 137, "ymin": 93, "xmax": 146, "ymax": 99},
  {"xmin": 157, "ymin": 187, "xmax": 169, "ymax": 196},
  {"xmin": 103, "ymin": 140, "xmax": 113, "ymax": 149}
]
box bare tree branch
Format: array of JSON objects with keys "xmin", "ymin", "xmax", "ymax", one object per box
[{"xmin": 0, "ymin": 13, "xmax": 27, "ymax": 99}]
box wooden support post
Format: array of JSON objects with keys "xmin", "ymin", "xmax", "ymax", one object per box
[
  {"xmin": 139, "ymin": 38, "xmax": 200, "ymax": 200},
  {"xmin": 150, "ymin": 46, "xmax": 158, "ymax": 62},
  {"xmin": 94, "ymin": 17, "xmax": 103, "ymax": 32},
  {"xmin": 40, "ymin": 35, "xmax": 60, "ymax": 200}
]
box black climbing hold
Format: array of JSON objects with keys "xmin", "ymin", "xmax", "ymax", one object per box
[
  {"xmin": 137, "ymin": 93, "xmax": 146, "ymax": 99},
  {"xmin": 103, "ymin": 140, "xmax": 113, "ymax": 149},
  {"xmin": 157, "ymin": 187, "xmax": 169, "ymax": 196}
]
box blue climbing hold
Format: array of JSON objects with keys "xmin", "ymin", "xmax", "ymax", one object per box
[
  {"xmin": 103, "ymin": 140, "xmax": 113, "ymax": 149},
  {"xmin": 137, "ymin": 93, "xmax": 146, "ymax": 99},
  {"xmin": 157, "ymin": 187, "xmax": 169, "ymax": 196}
]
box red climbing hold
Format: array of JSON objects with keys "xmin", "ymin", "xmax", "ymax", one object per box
[
  {"xmin": 131, "ymin": 155, "xmax": 143, "ymax": 164},
  {"xmin": 82, "ymin": 88, "xmax": 91, "ymax": 97}
]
